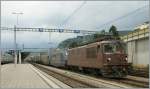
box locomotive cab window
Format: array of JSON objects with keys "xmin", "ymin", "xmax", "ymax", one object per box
[
  {"xmin": 103, "ymin": 44, "xmax": 115, "ymax": 53},
  {"xmin": 103, "ymin": 42, "xmax": 126, "ymax": 54}
]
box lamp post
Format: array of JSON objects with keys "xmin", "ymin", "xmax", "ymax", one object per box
[
  {"xmin": 12, "ymin": 12, "xmax": 23, "ymax": 66},
  {"xmin": 12, "ymin": 12, "xmax": 23, "ymax": 25}
]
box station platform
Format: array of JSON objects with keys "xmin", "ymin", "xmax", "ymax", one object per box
[
  {"xmin": 127, "ymin": 75, "xmax": 149, "ymax": 83},
  {"xmin": 0, "ymin": 63, "xmax": 70, "ymax": 88}
]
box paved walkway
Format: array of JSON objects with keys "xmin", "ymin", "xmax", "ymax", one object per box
[{"xmin": 1, "ymin": 64, "xmax": 50, "ymax": 88}]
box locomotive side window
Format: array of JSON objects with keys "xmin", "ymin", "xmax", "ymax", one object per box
[{"xmin": 86, "ymin": 47, "xmax": 97, "ymax": 58}]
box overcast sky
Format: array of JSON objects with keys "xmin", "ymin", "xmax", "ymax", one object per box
[{"xmin": 1, "ymin": 1, "xmax": 149, "ymax": 50}]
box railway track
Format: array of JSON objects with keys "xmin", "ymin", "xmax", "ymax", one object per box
[
  {"xmin": 62, "ymin": 70, "xmax": 149, "ymax": 88},
  {"xmin": 90, "ymin": 75, "xmax": 149, "ymax": 88},
  {"xmin": 129, "ymin": 71, "xmax": 149, "ymax": 78},
  {"xmin": 33, "ymin": 63, "xmax": 134, "ymax": 88},
  {"xmin": 73, "ymin": 70, "xmax": 149, "ymax": 88},
  {"xmin": 72, "ymin": 69, "xmax": 149, "ymax": 88},
  {"xmin": 33, "ymin": 64, "xmax": 97, "ymax": 88},
  {"xmin": 116, "ymin": 78, "xmax": 149, "ymax": 88}
]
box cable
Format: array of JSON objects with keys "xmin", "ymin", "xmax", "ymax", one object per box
[
  {"xmin": 96, "ymin": 5, "xmax": 148, "ymax": 30},
  {"xmin": 61, "ymin": 1, "xmax": 87, "ymax": 27}
]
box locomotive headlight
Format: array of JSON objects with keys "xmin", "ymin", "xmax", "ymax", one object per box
[
  {"xmin": 125, "ymin": 57, "xmax": 128, "ymax": 61},
  {"xmin": 107, "ymin": 58, "xmax": 111, "ymax": 61}
]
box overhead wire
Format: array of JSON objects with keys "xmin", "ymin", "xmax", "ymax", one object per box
[
  {"xmin": 61, "ymin": 1, "xmax": 87, "ymax": 28},
  {"xmin": 96, "ymin": 5, "xmax": 149, "ymax": 30}
]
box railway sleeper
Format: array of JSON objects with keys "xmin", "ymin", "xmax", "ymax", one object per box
[{"xmin": 67, "ymin": 65, "xmax": 128, "ymax": 78}]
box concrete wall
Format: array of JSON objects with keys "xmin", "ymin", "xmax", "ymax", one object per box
[{"xmin": 127, "ymin": 37, "xmax": 149, "ymax": 68}]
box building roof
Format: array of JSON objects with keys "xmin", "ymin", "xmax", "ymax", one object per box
[{"xmin": 121, "ymin": 22, "xmax": 149, "ymax": 42}]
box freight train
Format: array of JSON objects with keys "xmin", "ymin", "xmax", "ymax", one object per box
[{"xmin": 32, "ymin": 38, "xmax": 129, "ymax": 78}]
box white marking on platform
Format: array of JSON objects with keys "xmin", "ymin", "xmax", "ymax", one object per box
[
  {"xmin": 29, "ymin": 64, "xmax": 61, "ymax": 88},
  {"xmin": 31, "ymin": 64, "xmax": 71, "ymax": 88}
]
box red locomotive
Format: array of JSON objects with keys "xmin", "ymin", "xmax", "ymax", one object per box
[{"xmin": 67, "ymin": 39, "xmax": 128, "ymax": 78}]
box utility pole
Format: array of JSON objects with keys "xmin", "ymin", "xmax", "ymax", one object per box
[
  {"xmin": 0, "ymin": 19, "xmax": 2, "ymax": 88},
  {"xmin": 22, "ymin": 44, "xmax": 24, "ymax": 50},
  {"xmin": 48, "ymin": 32, "xmax": 51, "ymax": 64},
  {"xmin": 12, "ymin": 12, "xmax": 23, "ymax": 66},
  {"xmin": 14, "ymin": 25, "xmax": 17, "ymax": 67},
  {"xmin": 19, "ymin": 50, "xmax": 21, "ymax": 64}
]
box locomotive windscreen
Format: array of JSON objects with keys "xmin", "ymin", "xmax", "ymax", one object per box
[
  {"xmin": 103, "ymin": 41, "xmax": 126, "ymax": 54},
  {"xmin": 103, "ymin": 44, "xmax": 115, "ymax": 53}
]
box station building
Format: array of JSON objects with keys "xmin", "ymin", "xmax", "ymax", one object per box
[{"xmin": 121, "ymin": 22, "xmax": 149, "ymax": 69}]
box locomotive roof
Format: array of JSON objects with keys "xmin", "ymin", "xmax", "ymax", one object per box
[
  {"xmin": 68, "ymin": 40, "xmax": 124, "ymax": 50},
  {"xmin": 100, "ymin": 40, "xmax": 124, "ymax": 44}
]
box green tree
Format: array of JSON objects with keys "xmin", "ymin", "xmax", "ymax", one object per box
[{"xmin": 109, "ymin": 25, "xmax": 120, "ymax": 39}]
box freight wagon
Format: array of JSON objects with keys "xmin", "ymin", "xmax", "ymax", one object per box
[{"xmin": 50, "ymin": 49, "xmax": 67, "ymax": 67}]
